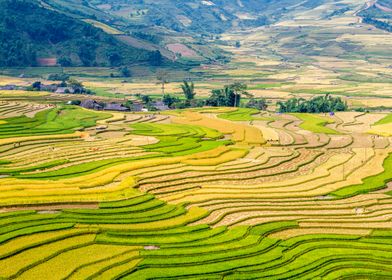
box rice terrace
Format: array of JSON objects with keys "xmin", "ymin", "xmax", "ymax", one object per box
[{"xmin": 0, "ymin": 0, "xmax": 392, "ymax": 279}]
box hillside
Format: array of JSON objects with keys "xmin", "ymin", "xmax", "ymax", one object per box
[
  {"xmin": 1, "ymin": 0, "xmax": 391, "ymax": 67},
  {"xmin": 0, "ymin": 0, "xmax": 163, "ymax": 67},
  {"xmin": 35, "ymin": 0, "xmax": 392, "ymax": 65},
  {"xmin": 359, "ymin": 0, "xmax": 392, "ymax": 31}
]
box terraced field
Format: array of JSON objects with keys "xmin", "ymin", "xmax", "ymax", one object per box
[{"xmin": 0, "ymin": 100, "xmax": 391, "ymax": 279}]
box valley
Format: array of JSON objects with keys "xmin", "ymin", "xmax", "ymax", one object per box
[{"xmin": 0, "ymin": 0, "xmax": 391, "ymax": 279}]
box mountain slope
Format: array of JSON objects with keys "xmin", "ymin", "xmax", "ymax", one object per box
[
  {"xmin": 43, "ymin": 0, "xmax": 364, "ymax": 64},
  {"xmin": 0, "ymin": 0, "xmax": 163, "ymax": 67}
]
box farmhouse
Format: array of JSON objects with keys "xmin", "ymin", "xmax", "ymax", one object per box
[
  {"xmin": 131, "ymin": 103, "xmax": 144, "ymax": 112},
  {"xmin": 153, "ymin": 101, "xmax": 170, "ymax": 111},
  {"xmin": 55, "ymin": 87, "xmax": 75, "ymax": 94},
  {"xmin": 40, "ymin": 84, "xmax": 59, "ymax": 92},
  {"xmin": 0, "ymin": 85, "xmax": 18, "ymax": 90},
  {"xmin": 80, "ymin": 99, "xmax": 103, "ymax": 110},
  {"xmin": 104, "ymin": 103, "xmax": 129, "ymax": 112}
]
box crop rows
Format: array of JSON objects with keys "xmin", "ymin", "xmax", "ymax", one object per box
[{"xmin": 0, "ymin": 104, "xmax": 391, "ymax": 278}]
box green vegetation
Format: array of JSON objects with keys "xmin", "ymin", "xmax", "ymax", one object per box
[
  {"xmin": 1, "ymin": 0, "xmax": 392, "ymax": 274},
  {"xmin": 374, "ymin": 113, "xmax": 392, "ymax": 126},
  {"xmin": 0, "ymin": 106, "xmax": 111, "ymax": 138},
  {"xmin": 278, "ymin": 94, "xmax": 348, "ymax": 113},
  {"xmin": 1, "ymin": 192, "xmax": 390, "ymax": 279},
  {"xmin": 130, "ymin": 123, "xmax": 229, "ymax": 157},
  {"xmin": 205, "ymin": 83, "xmax": 252, "ymax": 108},
  {"xmin": 87, "ymin": 87, "xmax": 125, "ymax": 99},
  {"xmin": 332, "ymin": 153, "xmax": 392, "ymax": 198},
  {"xmin": 181, "ymin": 81, "xmax": 196, "ymax": 102},
  {"xmin": 218, "ymin": 108, "xmax": 261, "ymax": 121},
  {"xmin": 0, "ymin": 0, "xmax": 162, "ymax": 67},
  {"xmin": 293, "ymin": 113, "xmax": 339, "ymax": 134},
  {"xmin": 0, "ymin": 96, "xmax": 392, "ymax": 279}
]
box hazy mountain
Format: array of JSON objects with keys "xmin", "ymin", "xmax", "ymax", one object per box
[{"xmin": 1, "ymin": 0, "xmax": 390, "ymax": 67}]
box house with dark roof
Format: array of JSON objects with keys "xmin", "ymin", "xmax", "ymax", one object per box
[
  {"xmin": 129, "ymin": 103, "xmax": 144, "ymax": 112},
  {"xmin": 152, "ymin": 101, "xmax": 169, "ymax": 111},
  {"xmin": 55, "ymin": 87, "xmax": 75, "ymax": 94},
  {"xmin": 104, "ymin": 103, "xmax": 129, "ymax": 112},
  {"xmin": 0, "ymin": 85, "xmax": 18, "ymax": 90},
  {"xmin": 40, "ymin": 84, "xmax": 59, "ymax": 92},
  {"xmin": 80, "ymin": 99, "xmax": 103, "ymax": 111}
]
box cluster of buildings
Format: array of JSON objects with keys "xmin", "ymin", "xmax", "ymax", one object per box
[
  {"xmin": 79, "ymin": 100, "xmax": 169, "ymax": 112},
  {"xmin": 1, "ymin": 82, "xmax": 170, "ymax": 112},
  {"xmin": 0, "ymin": 83, "xmax": 78, "ymax": 94}
]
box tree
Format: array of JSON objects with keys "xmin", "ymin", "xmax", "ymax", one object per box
[
  {"xmin": 141, "ymin": 95, "xmax": 152, "ymax": 104},
  {"xmin": 149, "ymin": 50, "xmax": 163, "ymax": 66},
  {"xmin": 181, "ymin": 81, "xmax": 196, "ymax": 101},
  {"xmin": 108, "ymin": 51, "xmax": 122, "ymax": 66},
  {"xmin": 68, "ymin": 79, "xmax": 84, "ymax": 93},
  {"xmin": 206, "ymin": 87, "xmax": 235, "ymax": 107},
  {"xmin": 277, "ymin": 94, "xmax": 347, "ymax": 113},
  {"xmin": 206, "ymin": 89, "xmax": 223, "ymax": 107},
  {"xmin": 156, "ymin": 70, "xmax": 169, "ymax": 95},
  {"xmin": 123, "ymin": 100, "xmax": 134, "ymax": 109},
  {"xmin": 58, "ymin": 57, "xmax": 72, "ymax": 67},
  {"xmin": 120, "ymin": 67, "xmax": 131, "ymax": 77},
  {"xmin": 32, "ymin": 81, "xmax": 41, "ymax": 90},
  {"xmin": 229, "ymin": 83, "xmax": 252, "ymax": 107},
  {"xmin": 78, "ymin": 41, "xmax": 96, "ymax": 66},
  {"xmin": 163, "ymin": 94, "xmax": 180, "ymax": 108}
]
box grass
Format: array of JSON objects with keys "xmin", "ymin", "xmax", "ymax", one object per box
[
  {"xmin": 17, "ymin": 244, "xmax": 132, "ymax": 279},
  {"xmin": 0, "ymin": 188, "xmax": 391, "ymax": 279},
  {"xmin": 0, "ymin": 234, "xmax": 97, "ymax": 279},
  {"xmin": 218, "ymin": 108, "xmax": 261, "ymax": 121},
  {"xmin": 247, "ymin": 83, "xmax": 289, "ymax": 90},
  {"xmin": 0, "ymin": 106, "xmax": 112, "ymax": 139},
  {"xmin": 331, "ymin": 152, "xmax": 392, "ymax": 198},
  {"xmin": 374, "ymin": 113, "xmax": 392, "ymax": 126},
  {"xmin": 87, "ymin": 87, "xmax": 125, "ymax": 98},
  {"xmin": 293, "ymin": 113, "xmax": 340, "ymax": 134}
]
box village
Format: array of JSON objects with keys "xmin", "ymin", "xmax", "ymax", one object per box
[{"xmin": 0, "ymin": 80, "xmax": 170, "ymax": 112}]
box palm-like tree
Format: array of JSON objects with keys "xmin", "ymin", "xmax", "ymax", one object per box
[{"xmin": 181, "ymin": 81, "xmax": 196, "ymax": 101}]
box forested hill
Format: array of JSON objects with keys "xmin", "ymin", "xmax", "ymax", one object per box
[
  {"xmin": 359, "ymin": 0, "xmax": 392, "ymax": 32},
  {"xmin": 0, "ymin": 0, "xmax": 164, "ymax": 67}
]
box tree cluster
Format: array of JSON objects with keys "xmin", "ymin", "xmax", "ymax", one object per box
[
  {"xmin": 206, "ymin": 83, "xmax": 251, "ymax": 107},
  {"xmin": 277, "ymin": 94, "xmax": 348, "ymax": 113},
  {"xmin": 158, "ymin": 81, "xmax": 268, "ymax": 110},
  {"xmin": 363, "ymin": 17, "xmax": 392, "ymax": 32}
]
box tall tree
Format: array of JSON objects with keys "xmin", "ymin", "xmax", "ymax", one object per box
[
  {"xmin": 229, "ymin": 82, "xmax": 252, "ymax": 107},
  {"xmin": 181, "ymin": 81, "xmax": 196, "ymax": 101}
]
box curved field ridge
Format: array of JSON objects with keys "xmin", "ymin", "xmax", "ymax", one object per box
[
  {"xmin": 292, "ymin": 113, "xmax": 340, "ymax": 134},
  {"xmin": 217, "ymin": 108, "xmax": 268, "ymax": 121},
  {"xmin": 0, "ymin": 195, "xmax": 391, "ymax": 279},
  {"xmin": 0, "ymin": 100, "xmax": 391, "ymax": 278}
]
